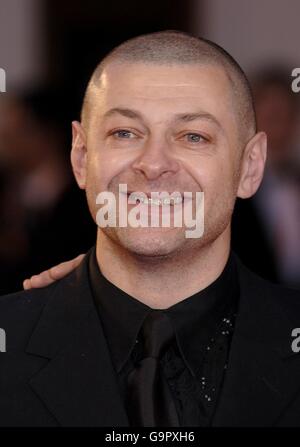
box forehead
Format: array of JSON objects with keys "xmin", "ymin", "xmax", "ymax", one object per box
[
  {"xmin": 86, "ymin": 63, "xmax": 239, "ymax": 144},
  {"xmin": 97, "ymin": 63, "xmax": 231, "ymax": 112}
]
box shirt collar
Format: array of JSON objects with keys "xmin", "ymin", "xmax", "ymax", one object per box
[{"xmin": 88, "ymin": 247, "xmax": 239, "ymax": 376}]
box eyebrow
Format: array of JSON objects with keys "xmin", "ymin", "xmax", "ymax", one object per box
[
  {"xmin": 173, "ymin": 111, "xmax": 223, "ymax": 131},
  {"xmin": 103, "ymin": 107, "xmax": 142, "ymax": 120},
  {"xmin": 103, "ymin": 107, "xmax": 223, "ymax": 131}
]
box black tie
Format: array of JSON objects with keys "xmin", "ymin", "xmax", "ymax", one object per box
[{"xmin": 126, "ymin": 311, "xmax": 180, "ymax": 427}]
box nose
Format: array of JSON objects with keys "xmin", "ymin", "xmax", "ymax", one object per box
[{"xmin": 131, "ymin": 136, "xmax": 180, "ymax": 181}]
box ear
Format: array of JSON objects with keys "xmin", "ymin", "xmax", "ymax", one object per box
[
  {"xmin": 71, "ymin": 121, "xmax": 87, "ymax": 189},
  {"xmin": 237, "ymin": 131, "xmax": 267, "ymax": 199}
]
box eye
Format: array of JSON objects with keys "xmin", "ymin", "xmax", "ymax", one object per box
[
  {"xmin": 112, "ymin": 129, "xmax": 136, "ymax": 139},
  {"xmin": 184, "ymin": 133, "xmax": 207, "ymax": 143}
]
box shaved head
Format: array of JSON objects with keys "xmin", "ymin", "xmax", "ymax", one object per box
[{"xmin": 81, "ymin": 30, "xmax": 256, "ymax": 144}]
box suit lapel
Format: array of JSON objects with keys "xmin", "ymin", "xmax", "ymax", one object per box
[
  {"xmin": 26, "ymin": 253, "xmax": 129, "ymax": 427},
  {"xmin": 213, "ymin": 256, "xmax": 300, "ymax": 426}
]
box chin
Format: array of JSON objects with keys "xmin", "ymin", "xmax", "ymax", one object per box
[{"xmin": 111, "ymin": 227, "xmax": 187, "ymax": 258}]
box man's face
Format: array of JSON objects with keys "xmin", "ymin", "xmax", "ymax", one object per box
[{"xmin": 78, "ymin": 62, "xmax": 244, "ymax": 258}]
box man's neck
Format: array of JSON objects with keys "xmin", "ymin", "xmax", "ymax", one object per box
[{"xmin": 95, "ymin": 230, "xmax": 231, "ymax": 309}]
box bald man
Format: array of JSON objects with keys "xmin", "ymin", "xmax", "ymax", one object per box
[{"xmin": 1, "ymin": 31, "xmax": 300, "ymax": 427}]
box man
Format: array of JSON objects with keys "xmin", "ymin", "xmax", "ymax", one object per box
[{"xmin": 1, "ymin": 30, "xmax": 300, "ymax": 427}]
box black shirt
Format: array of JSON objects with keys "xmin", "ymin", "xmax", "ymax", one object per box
[{"xmin": 88, "ymin": 248, "xmax": 240, "ymax": 426}]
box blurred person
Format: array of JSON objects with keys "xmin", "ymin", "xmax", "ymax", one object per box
[
  {"xmin": 0, "ymin": 92, "xmax": 95, "ymax": 294},
  {"xmin": 232, "ymin": 69, "xmax": 300, "ymax": 288},
  {"xmin": 1, "ymin": 31, "xmax": 300, "ymax": 427}
]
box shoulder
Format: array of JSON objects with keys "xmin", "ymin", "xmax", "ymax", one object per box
[
  {"xmin": 0, "ymin": 283, "xmax": 59, "ymax": 349},
  {"xmin": 0, "ymin": 281, "xmax": 56, "ymax": 310},
  {"xmin": 234, "ymin": 253, "xmax": 300, "ymax": 322},
  {"xmin": 0, "ymin": 249, "xmax": 92, "ymax": 321},
  {"xmin": 0, "ymin": 280, "xmax": 59, "ymax": 316},
  {"xmin": 0, "ymin": 252, "xmax": 92, "ymax": 351}
]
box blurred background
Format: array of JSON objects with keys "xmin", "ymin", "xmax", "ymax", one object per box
[{"xmin": 0, "ymin": 0, "xmax": 300, "ymax": 294}]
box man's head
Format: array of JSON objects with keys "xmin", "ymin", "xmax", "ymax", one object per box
[
  {"xmin": 81, "ymin": 31, "xmax": 257, "ymax": 143},
  {"xmin": 71, "ymin": 30, "xmax": 267, "ymax": 259}
]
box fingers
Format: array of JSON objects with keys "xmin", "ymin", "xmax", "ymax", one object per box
[
  {"xmin": 23, "ymin": 271, "xmax": 53, "ymax": 290},
  {"xmin": 23, "ymin": 279, "xmax": 31, "ymax": 290},
  {"xmin": 48, "ymin": 254, "xmax": 85, "ymax": 280},
  {"xmin": 23, "ymin": 254, "xmax": 85, "ymax": 290}
]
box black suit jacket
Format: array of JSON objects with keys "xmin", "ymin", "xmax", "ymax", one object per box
[
  {"xmin": 1, "ymin": 250, "xmax": 300, "ymax": 427},
  {"xmin": 232, "ymin": 197, "xmax": 279, "ymax": 283}
]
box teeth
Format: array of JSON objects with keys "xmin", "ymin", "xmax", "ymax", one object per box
[
  {"xmin": 173, "ymin": 197, "xmax": 183, "ymax": 204},
  {"xmin": 129, "ymin": 194, "xmax": 182, "ymax": 205},
  {"xmin": 130, "ymin": 193, "xmax": 143, "ymax": 202}
]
